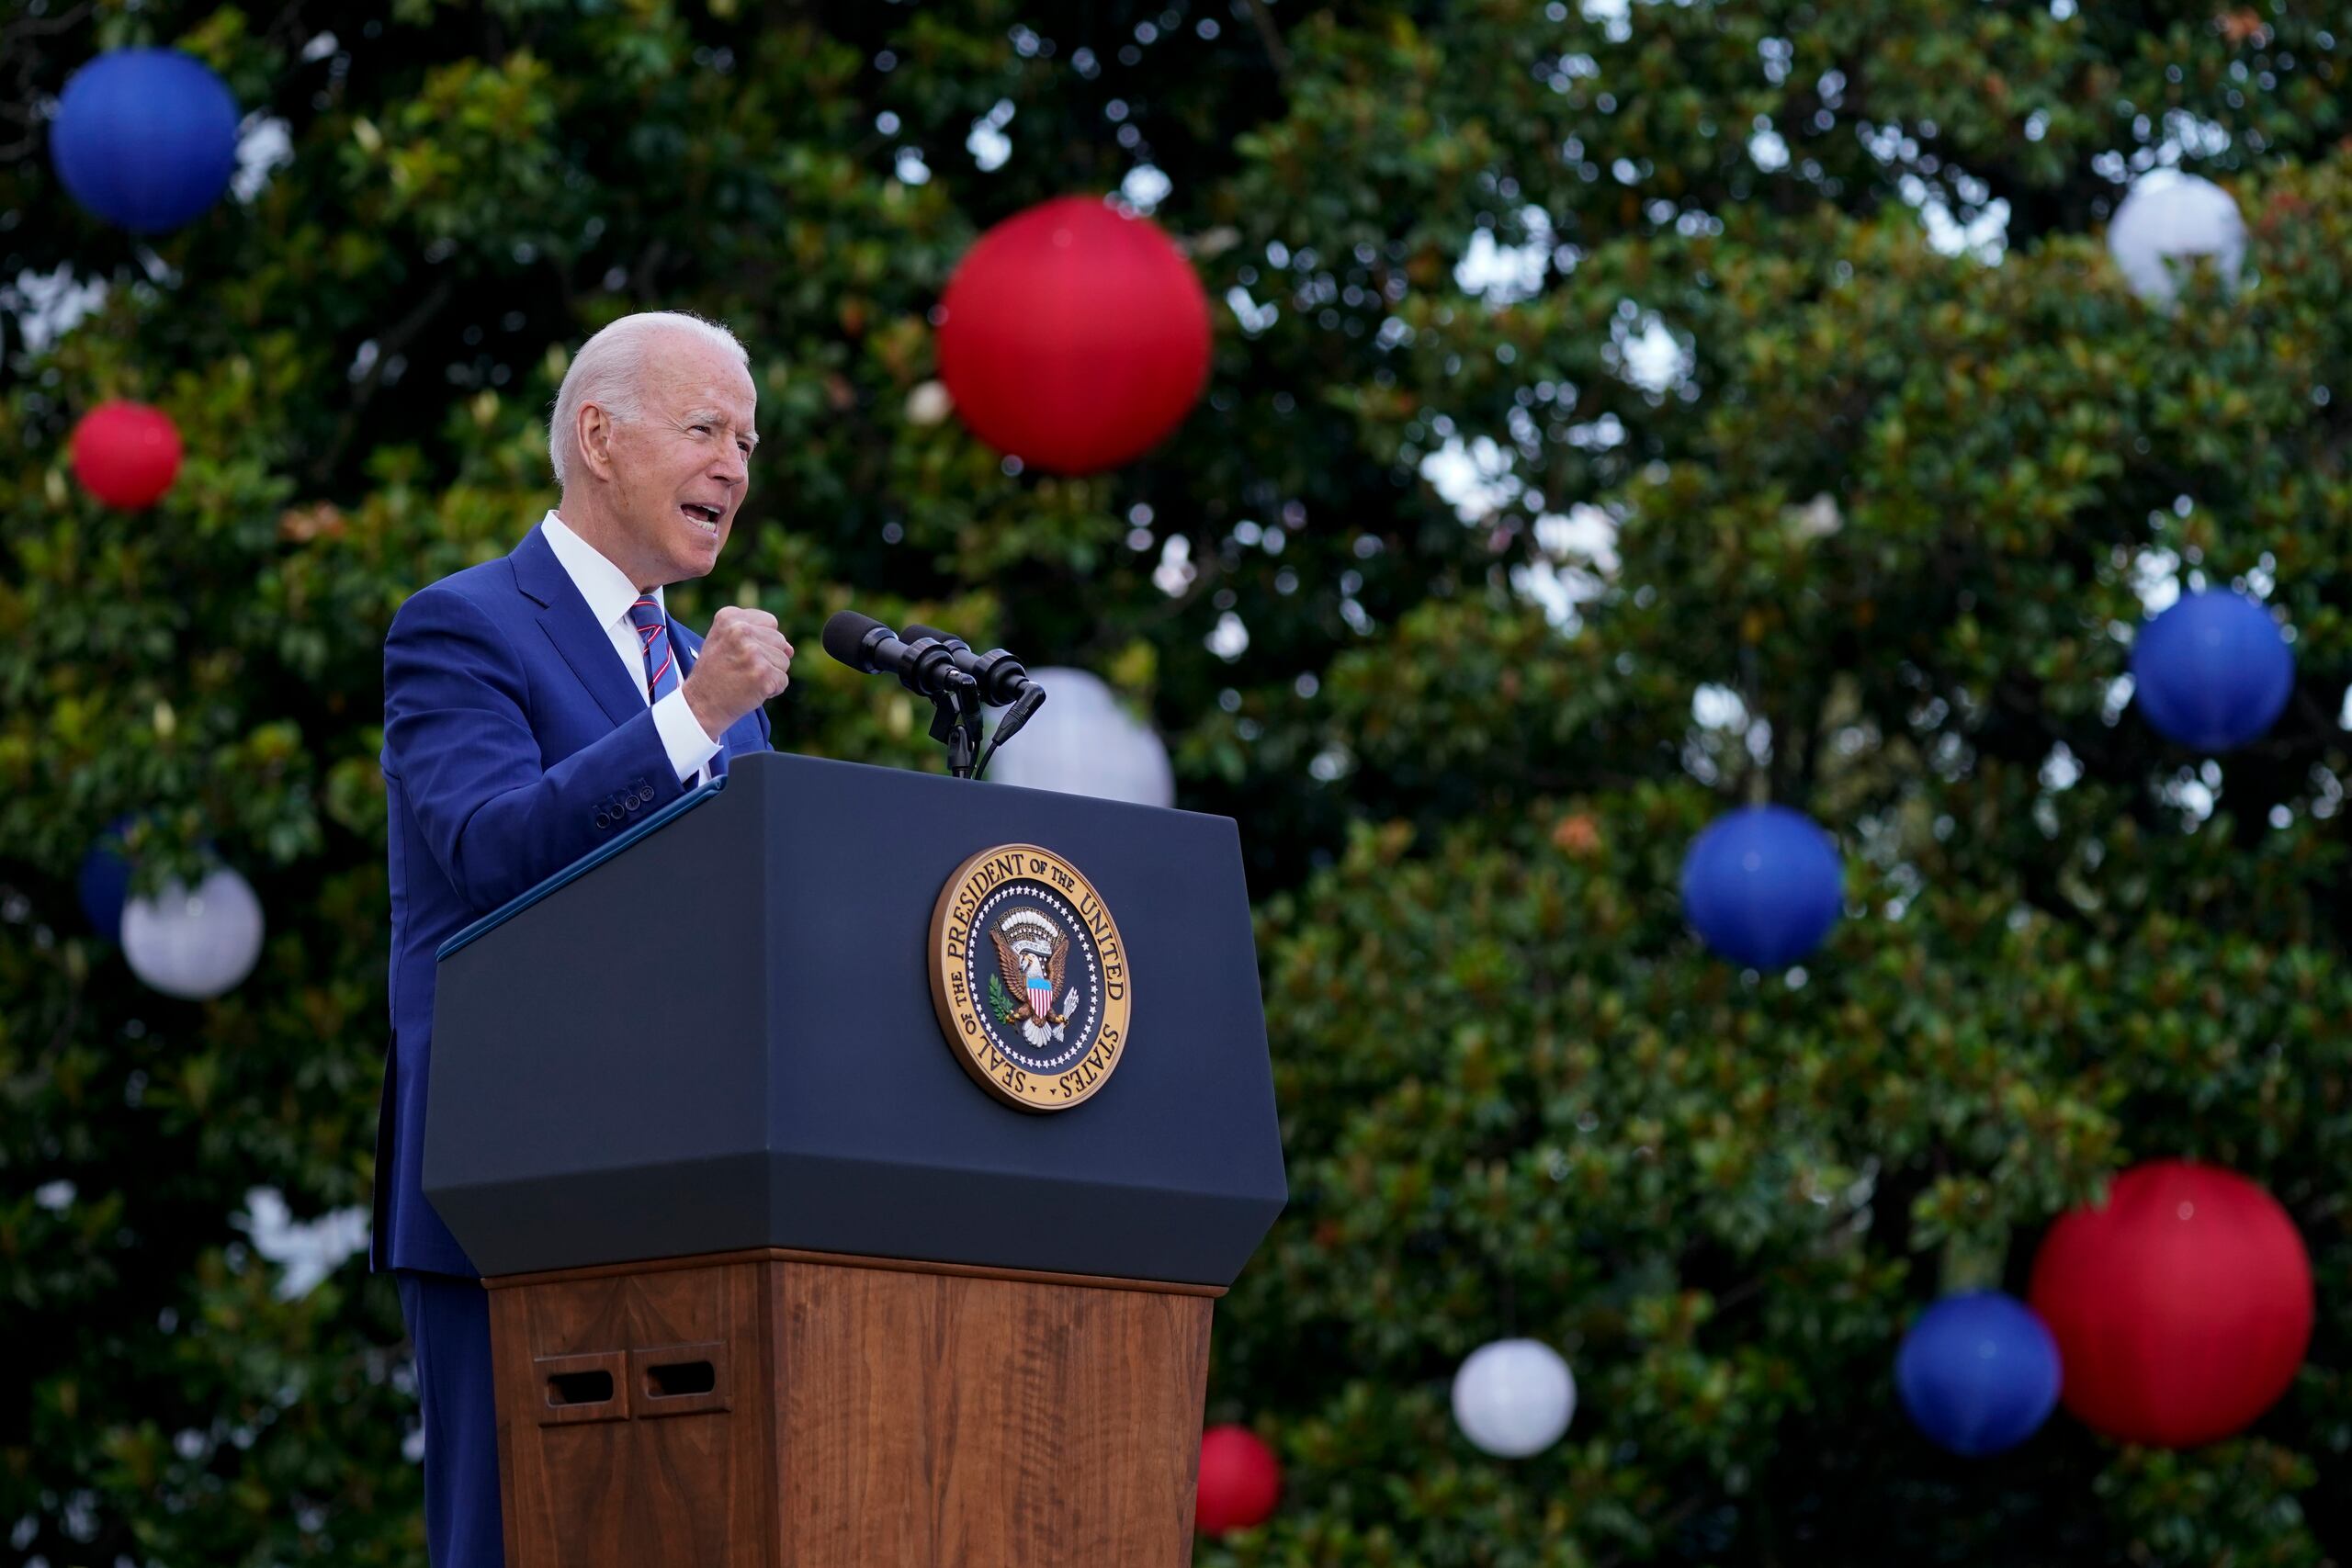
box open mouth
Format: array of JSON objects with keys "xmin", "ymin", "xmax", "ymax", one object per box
[{"xmin": 680, "ymin": 502, "xmax": 724, "ymax": 535}]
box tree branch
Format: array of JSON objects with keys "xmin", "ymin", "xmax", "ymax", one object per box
[
  {"xmin": 0, "ymin": 2, "xmax": 96, "ymax": 163},
  {"xmin": 306, "ymin": 273, "xmax": 457, "ymax": 490},
  {"xmin": 1244, "ymin": 0, "xmax": 1291, "ymax": 79}
]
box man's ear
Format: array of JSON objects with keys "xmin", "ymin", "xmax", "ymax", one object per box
[{"xmin": 577, "ymin": 403, "xmax": 619, "ymax": 481}]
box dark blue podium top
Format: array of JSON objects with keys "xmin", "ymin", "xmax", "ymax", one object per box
[{"xmin": 424, "ymin": 750, "xmax": 1286, "ymax": 1286}]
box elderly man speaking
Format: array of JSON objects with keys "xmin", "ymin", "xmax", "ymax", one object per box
[{"xmin": 374, "ymin": 311, "xmax": 790, "ymax": 1565}]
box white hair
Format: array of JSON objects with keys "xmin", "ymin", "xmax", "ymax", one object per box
[{"xmin": 547, "ymin": 310, "xmax": 750, "ymax": 488}]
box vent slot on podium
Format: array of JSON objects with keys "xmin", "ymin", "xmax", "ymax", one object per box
[
  {"xmin": 548, "ymin": 1369, "xmax": 613, "ymax": 1404},
  {"xmin": 647, "ymin": 1359, "xmax": 715, "ymax": 1397},
  {"xmin": 534, "ymin": 1349, "xmax": 631, "ymax": 1426},
  {"xmin": 631, "ymin": 1342, "xmax": 731, "ymax": 1417}
]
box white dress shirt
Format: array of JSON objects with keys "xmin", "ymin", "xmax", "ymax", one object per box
[{"xmin": 540, "ymin": 511, "xmax": 723, "ymax": 785}]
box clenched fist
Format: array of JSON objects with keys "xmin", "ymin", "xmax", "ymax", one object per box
[{"xmin": 683, "ymin": 605, "xmax": 793, "ymax": 738}]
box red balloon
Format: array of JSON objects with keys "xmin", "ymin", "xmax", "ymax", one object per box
[
  {"xmin": 2030, "ymin": 1159, "xmax": 2312, "ymax": 1448},
  {"xmin": 1194, "ymin": 1423, "xmax": 1280, "ymax": 1538},
  {"xmin": 70, "ymin": 401, "xmax": 183, "ymax": 509},
  {"xmin": 936, "ymin": 197, "xmax": 1211, "ymax": 474}
]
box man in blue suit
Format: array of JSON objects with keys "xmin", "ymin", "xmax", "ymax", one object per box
[{"xmin": 376, "ymin": 310, "xmax": 791, "ymax": 1565}]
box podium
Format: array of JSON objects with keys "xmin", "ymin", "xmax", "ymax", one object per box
[{"xmin": 424, "ymin": 751, "xmax": 1287, "ymax": 1566}]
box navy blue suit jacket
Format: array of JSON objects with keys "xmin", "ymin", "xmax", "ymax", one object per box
[{"xmin": 374, "ymin": 522, "xmax": 771, "ymax": 1276}]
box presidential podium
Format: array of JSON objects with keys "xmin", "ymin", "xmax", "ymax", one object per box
[{"xmin": 423, "ymin": 750, "xmax": 1287, "ymax": 1567}]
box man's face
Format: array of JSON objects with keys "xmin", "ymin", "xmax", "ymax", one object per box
[{"xmin": 600, "ymin": 335, "xmax": 759, "ymax": 586}]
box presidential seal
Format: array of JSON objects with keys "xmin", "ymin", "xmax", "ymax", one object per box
[{"xmin": 928, "ymin": 843, "xmax": 1131, "ymax": 1111}]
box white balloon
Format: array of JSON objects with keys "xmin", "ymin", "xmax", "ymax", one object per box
[
  {"xmin": 121, "ymin": 866, "xmax": 265, "ymax": 999},
  {"xmin": 1452, "ymin": 1338, "xmax": 1577, "ymax": 1459},
  {"xmin": 985, "ymin": 666, "xmax": 1175, "ymax": 807},
  {"xmin": 2107, "ymin": 172, "xmax": 2246, "ymax": 307}
]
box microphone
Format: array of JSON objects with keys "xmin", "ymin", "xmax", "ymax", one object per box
[
  {"xmin": 821, "ymin": 610, "xmax": 972, "ymax": 699},
  {"xmin": 901, "ymin": 623, "xmax": 1050, "ymax": 755},
  {"xmin": 899, "ymin": 624, "xmax": 1037, "ymax": 708}
]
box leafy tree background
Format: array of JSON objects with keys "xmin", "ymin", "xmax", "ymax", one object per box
[{"xmin": 4, "ymin": 1, "xmax": 2350, "ymax": 1562}]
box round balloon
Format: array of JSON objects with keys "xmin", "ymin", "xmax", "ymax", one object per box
[
  {"xmin": 1452, "ymin": 1338, "xmax": 1577, "ymax": 1459},
  {"xmin": 985, "ymin": 667, "xmax": 1174, "ymax": 807},
  {"xmin": 1194, "ymin": 1424, "xmax": 1280, "ymax": 1537},
  {"xmin": 1679, "ymin": 805, "xmax": 1843, "ymax": 969},
  {"xmin": 936, "ymin": 196, "xmax": 1212, "ymax": 473},
  {"xmin": 2107, "ymin": 173, "xmax": 2246, "ymax": 308},
  {"xmin": 1894, "ymin": 1292, "xmax": 2062, "ymax": 1457},
  {"xmin": 2131, "ymin": 589, "xmax": 2293, "ymax": 752},
  {"xmin": 121, "ymin": 866, "xmax": 265, "ymax": 999},
  {"xmin": 71, "ymin": 401, "xmax": 184, "ymax": 509},
  {"xmin": 50, "ymin": 49, "xmax": 240, "ymax": 233},
  {"xmin": 2030, "ymin": 1160, "xmax": 2312, "ymax": 1449}
]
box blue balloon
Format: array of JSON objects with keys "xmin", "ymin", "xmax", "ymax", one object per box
[
  {"xmin": 1679, "ymin": 805, "xmax": 1842, "ymax": 969},
  {"xmin": 77, "ymin": 819, "xmax": 136, "ymax": 940},
  {"xmin": 1895, "ymin": 1291, "xmax": 2061, "ymax": 1458},
  {"xmin": 2131, "ymin": 588, "xmax": 2294, "ymax": 752},
  {"xmin": 51, "ymin": 50, "xmax": 239, "ymax": 233}
]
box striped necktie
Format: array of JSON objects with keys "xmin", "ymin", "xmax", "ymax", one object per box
[{"xmin": 626, "ymin": 596, "xmax": 680, "ymax": 703}]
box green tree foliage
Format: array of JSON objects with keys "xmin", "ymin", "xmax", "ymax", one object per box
[{"xmin": 2, "ymin": 2, "xmax": 2348, "ymax": 1563}]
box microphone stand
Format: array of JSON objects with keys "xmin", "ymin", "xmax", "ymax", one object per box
[{"xmin": 926, "ymin": 671, "xmax": 987, "ymax": 779}]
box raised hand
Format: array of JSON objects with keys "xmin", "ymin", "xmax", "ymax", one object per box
[{"xmin": 681, "ymin": 605, "xmax": 793, "ymax": 738}]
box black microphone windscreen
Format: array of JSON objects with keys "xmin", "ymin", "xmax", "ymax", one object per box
[
  {"xmin": 899, "ymin": 623, "xmax": 961, "ymax": 648},
  {"xmin": 821, "ymin": 609, "xmax": 889, "ymax": 671}
]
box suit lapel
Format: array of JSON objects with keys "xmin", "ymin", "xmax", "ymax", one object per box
[
  {"xmin": 510, "ymin": 525, "xmax": 644, "ymax": 731},
  {"xmin": 511, "ymin": 525, "xmax": 750, "ymax": 773}
]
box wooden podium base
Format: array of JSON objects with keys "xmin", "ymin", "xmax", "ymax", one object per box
[{"xmin": 486, "ymin": 1248, "xmax": 1219, "ymax": 1567}]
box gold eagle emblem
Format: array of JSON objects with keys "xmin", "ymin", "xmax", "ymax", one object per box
[{"xmin": 991, "ymin": 922, "xmax": 1070, "ymax": 1027}]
